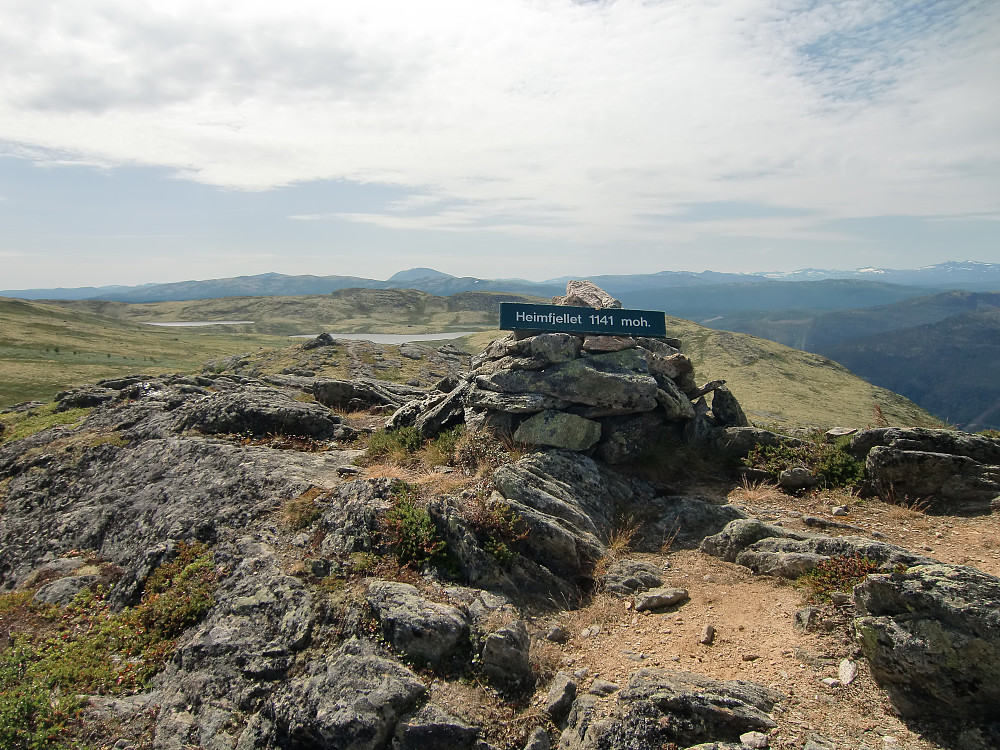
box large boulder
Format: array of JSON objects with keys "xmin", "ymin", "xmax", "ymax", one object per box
[
  {"xmin": 700, "ymin": 519, "xmax": 935, "ymax": 578},
  {"xmin": 854, "ymin": 563, "xmax": 1000, "ymax": 724},
  {"xmin": 552, "ymin": 280, "xmax": 622, "ymax": 309},
  {"xmin": 852, "ymin": 428, "xmax": 1000, "ymax": 513}
]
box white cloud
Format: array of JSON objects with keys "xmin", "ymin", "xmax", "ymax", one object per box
[{"xmin": 0, "ymin": 0, "xmax": 997, "ymax": 248}]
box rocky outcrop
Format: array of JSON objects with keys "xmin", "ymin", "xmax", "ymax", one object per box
[
  {"xmin": 851, "ymin": 427, "xmax": 1000, "ymax": 513},
  {"xmin": 700, "ymin": 519, "xmax": 935, "ymax": 578},
  {"xmin": 556, "ymin": 669, "xmax": 780, "ymax": 749},
  {"xmin": 381, "ymin": 281, "xmax": 749, "ymax": 463},
  {"xmin": 854, "ymin": 564, "xmax": 1000, "ymax": 724}
]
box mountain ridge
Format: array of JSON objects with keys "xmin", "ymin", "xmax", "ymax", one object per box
[{"xmin": 3, "ymin": 261, "xmax": 997, "ymax": 303}]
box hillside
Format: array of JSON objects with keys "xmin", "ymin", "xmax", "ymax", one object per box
[
  {"xmin": 60, "ymin": 289, "xmax": 541, "ymax": 336},
  {"xmin": 2, "ymin": 290, "xmax": 939, "ymax": 430},
  {"xmin": 702, "ymin": 292, "xmax": 1000, "ymax": 429},
  {"xmin": 823, "ymin": 308, "xmax": 1000, "ymax": 431},
  {"xmin": 0, "ymin": 297, "xmax": 290, "ymax": 406}
]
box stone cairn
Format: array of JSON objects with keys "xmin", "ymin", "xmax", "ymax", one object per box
[{"xmin": 390, "ymin": 280, "xmax": 748, "ymax": 463}]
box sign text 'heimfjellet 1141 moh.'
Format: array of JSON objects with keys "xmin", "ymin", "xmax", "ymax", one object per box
[{"xmin": 499, "ymin": 302, "xmax": 667, "ymax": 337}]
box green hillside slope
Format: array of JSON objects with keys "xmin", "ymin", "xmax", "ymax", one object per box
[
  {"xmin": 823, "ymin": 309, "xmax": 1000, "ymax": 431},
  {"xmin": 3, "ymin": 292, "xmax": 940, "ymax": 431},
  {"xmin": 0, "ymin": 297, "xmax": 289, "ymax": 406}
]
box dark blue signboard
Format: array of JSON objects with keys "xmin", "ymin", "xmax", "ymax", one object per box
[{"xmin": 499, "ymin": 302, "xmax": 667, "ymax": 337}]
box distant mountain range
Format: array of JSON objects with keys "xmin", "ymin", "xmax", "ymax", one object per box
[{"xmin": 3, "ymin": 261, "xmax": 998, "ymax": 303}]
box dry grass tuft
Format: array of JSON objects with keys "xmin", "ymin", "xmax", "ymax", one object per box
[{"xmin": 727, "ymin": 477, "xmax": 786, "ymax": 506}]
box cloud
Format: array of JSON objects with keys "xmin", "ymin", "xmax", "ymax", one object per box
[{"xmin": 0, "ymin": 0, "xmax": 997, "ymax": 249}]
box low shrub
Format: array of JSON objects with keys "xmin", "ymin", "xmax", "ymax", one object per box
[
  {"xmin": 365, "ymin": 427, "xmax": 424, "ymax": 464},
  {"xmin": 462, "ymin": 495, "xmax": 528, "ymax": 565},
  {"xmin": 798, "ymin": 555, "xmax": 880, "ymax": 602},
  {"xmin": 743, "ymin": 436, "xmax": 863, "ymax": 489},
  {"xmin": 0, "ymin": 646, "xmax": 78, "ymax": 750},
  {"xmin": 380, "ymin": 484, "xmax": 448, "ymax": 568},
  {"xmin": 423, "ymin": 425, "xmax": 465, "ymax": 467}
]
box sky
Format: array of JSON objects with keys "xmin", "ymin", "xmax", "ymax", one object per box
[{"xmin": 1, "ymin": 0, "xmax": 998, "ymax": 289}]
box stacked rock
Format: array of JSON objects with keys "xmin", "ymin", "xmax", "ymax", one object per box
[{"xmin": 459, "ymin": 282, "xmax": 747, "ymax": 464}]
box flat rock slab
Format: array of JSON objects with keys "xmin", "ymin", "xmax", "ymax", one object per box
[
  {"xmin": 557, "ymin": 669, "xmax": 780, "ymax": 749},
  {"xmin": 635, "ymin": 587, "xmax": 689, "ymax": 612}
]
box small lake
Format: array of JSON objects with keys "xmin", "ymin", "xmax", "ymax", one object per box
[
  {"xmin": 141, "ymin": 321, "xmax": 479, "ymax": 344},
  {"xmin": 142, "ymin": 321, "xmax": 255, "ymax": 327},
  {"xmin": 290, "ymin": 332, "xmax": 479, "ymax": 345}
]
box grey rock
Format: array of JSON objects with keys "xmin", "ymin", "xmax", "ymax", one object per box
[
  {"xmin": 739, "ymin": 730, "xmax": 769, "ymax": 748},
  {"xmin": 412, "ymin": 382, "xmax": 469, "ymax": 438},
  {"xmin": 33, "ymin": 574, "xmax": 99, "ymax": 604},
  {"xmin": 366, "ymin": 581, "xmax": 469, "ymax": 663},
  {"xmin": 465, "ymin": 388, "xmax": 572, "ymax": 414},
  {"xmin": 523, "ymin": 726, "xmax": 552, "ymax": 750},
  {"xmin": 699, "ymin": 624, "xmax": 716, "ymax": 645},
  {"xmin": 312, "ymin": 377, "xmax": 429, "ymax": 410},
  {"xmin": 596, "ymin": 413, "xmax": 664, "ymax": 464},
  {"xmin": 552, "ymin": 280, "xmax": 622, "ymax": 309},
  {"xmin": 557, "ymin": 669, "xmax": 780, "ymax": 750},
  {"xmin": 482, "ymin": 620, "xmax": 534, "ymax": 694},
  {"xmin": 514, "ymin": 411, "xmax": 602, "ymax": 451},
  {"xmin": 635, "ymin": 588, "xmax": 689, "ymax": 612},
  {"xmin": 582, "ymin": 335, "xmax": 635, "ymax": 353},
  {"xmin": 55, "ymin": 386, "xmax": 118, "ymax": 411},
  {"xmin": 733, "ymin": 534, "xmax": 935, "ymax": 579},
  {"xmin": 864, "ymin": 446, "xmax": 1000, "ymax": 513},
  {"xmin": 477, "ymin": 350, "xmax": 659, "ymax": 413},
  {"xmin": 178, "ymin": 385, "xmax": 346, "ymax": 439},
  {"xmin": 778, "ymin": 467, "xmax": 820, "ymax": 492},
  {"xmin": 699, "ymin": 519, "xmax": 807, "ymax": 563},
  {"xmin": 508, "ymin": 333, "xmax": 584, "ymax": 364},
  {"xmin": 275, "ymin": 645, "xmax": 426, "ymax": 750},
  {"xmin": 392, "ymin": 703, "xmax": 480, "ymax": 750},
  {"xmin": 710, "ymin": 386, "xmax": 749, "ymax": 428},
  {"xmin": 601, "ymin": 559, "xmax": 663, "ymax": 597},
  {"xmin": 544, "ymin": 672, "xmax": 578, "ymax": 722},
  {"xmin": 654, "ymin": 377, "xmax": 697, "ymax": 421},
  {"xmin": 301, "ymin": 332, "xmax": 337, "ymax": 350},
  {"xmin": 854, "ymin": 563, "xmax": 1000, "ymax": 723},
  {"xmin": 588, "ymin": 679, "xmax": 620, "ymax": 696}
]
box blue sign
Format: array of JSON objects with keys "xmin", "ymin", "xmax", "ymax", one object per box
[{"xmin": 499, "ymin": 302, "xmax": 667, "ymax": 337}]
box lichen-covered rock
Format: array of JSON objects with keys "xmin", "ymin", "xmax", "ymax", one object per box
[
  {"xmin": 557, "ymin": 669, "xmax": 780, "ymax": 749},
  {"xmin": 178, "ymin": 385, "xmax": 347, "ymax": 438},
  {"xmin": 854, "ymin": 563, "xmax": 1000, "ymax": 723},
  {"xmin": 702, "ymin": 520, "xmax": 935, "ymax": 578},
  {"xmin": 514, "ymin": 411, "xmax": 602, "ymax": 451},
  {"xmin": 366, "ymin": 581, "xmax": 469, "ymax": 663},
  {"xmin": 482, "ymin": 620, "xmax": 534, "ymax": 694},
  {"xmin": 601, "ymin": 559, "xmax": 663, "ymax": 597},
  {"xmin": 274, "ymin": 641, "xmax": 426, "ymax": 750}
]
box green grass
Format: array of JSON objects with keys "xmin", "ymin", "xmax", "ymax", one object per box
[
  {"xmin": 0, "ymin": 297, "xmax": 289, "ymax": 408},
  {"xmin": 0, "ymin": 404, "xmax": 92, "ymax": 445}
]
